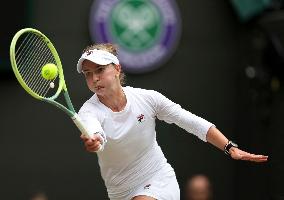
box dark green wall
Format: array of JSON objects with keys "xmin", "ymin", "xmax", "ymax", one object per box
[{"xmin": 0, "ymin": 0, "xmax": 274, "ymax": 199}]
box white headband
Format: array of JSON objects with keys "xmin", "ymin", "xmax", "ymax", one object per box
[{"xmin": 77, "ymin": 49, "xmax": 119, "ymax": 73}]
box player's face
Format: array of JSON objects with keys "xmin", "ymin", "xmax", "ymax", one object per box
[{"xmin": 82, "ymin": 60, "xmax": 121, "ymax": 95}]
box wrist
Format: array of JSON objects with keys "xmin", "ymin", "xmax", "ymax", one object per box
[{"xmin": 224, "ymin": 140, "xmax": 238, "ymax": 155}]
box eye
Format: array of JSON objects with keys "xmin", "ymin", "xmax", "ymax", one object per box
[
  {"xmin": 95, "ymin": 67, "xmax": 105, "ymax": 74},
  {"xmin": 82, "ymin": 71, "xmax": 92, "ymax": 77},
  {"xmin": 95, "ymin": 66, "xmax": 106, "ymax": 74}
]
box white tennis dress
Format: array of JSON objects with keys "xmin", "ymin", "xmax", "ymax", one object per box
[{"xmin": 78, "ymin": 86, "xmax": 214, "ymax": 200}]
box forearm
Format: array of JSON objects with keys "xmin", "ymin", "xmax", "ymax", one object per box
[{"xmin": 206, "ymin": 126, "xmax": 229, "ymax": 151}]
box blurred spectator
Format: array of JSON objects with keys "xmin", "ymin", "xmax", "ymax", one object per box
[
  {"xmin": 29, "ymin": 191, "xmax": 48, "ymax": 200},
  {"xmin": 185, "ymin": 174, "xmax": 212, "ymax": 200}
]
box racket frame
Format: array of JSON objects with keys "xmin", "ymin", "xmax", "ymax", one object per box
[{"xmin": 10, "ymin": 28, "xmax": 104, "ymax": 151}]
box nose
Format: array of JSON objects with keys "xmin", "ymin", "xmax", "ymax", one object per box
[{"xmin": 92, "ymin": 71, "xmax": 99, "ymax": 82}]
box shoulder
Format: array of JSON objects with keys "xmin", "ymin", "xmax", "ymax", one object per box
[
  {"xmin": 124, "ymin": 86, "xmax": 167, "ymax": 107},
  {"xmin": 79, "ymin": 94, "xmax": 100, "ymax": 113},
  {"xmin": 124, "ymin": 86, "xmax": 161, "ymax": 97},
  {"xmin": 78, "ymin": 94, "xmax": 106, "ymax": 122}
]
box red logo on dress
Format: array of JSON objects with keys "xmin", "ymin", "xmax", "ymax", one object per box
[{"xmin": 137, "ymin": 114, "xmax": 145, "ymax": 123}]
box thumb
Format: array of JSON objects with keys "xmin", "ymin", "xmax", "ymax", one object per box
[{"xmin": 80, "ymin": 134, "xmax": 89, "ymax": 141}]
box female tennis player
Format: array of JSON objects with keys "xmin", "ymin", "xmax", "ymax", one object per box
[{"xmin": 76, "ymin": 43, "xmax": 268, "ymax": 200}]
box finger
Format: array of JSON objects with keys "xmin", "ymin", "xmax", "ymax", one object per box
[
  {"xmin": 250, "ymin": 155, "xmax": 268, "ymax": 160},
  {"xmin": 80, "ymin": 134, "xmax": 89, "ymax": 141},
  {"xmin": 241, "ymin": 154, "xmax": 256, "ymax": 160},
  {"xmin": 253, "ymin": 155, "xmax": 269, "ymax": 162},
  {"xmin": 85, "ymin": 139, "xmax": 101, "ymax": 148},
  {"xmin": 86, "ymin": 142, "xmax": 101, "ymax": 152},
  {"xmin": 238, "ymin": 149, "xmax": 268, "ymax": 158},
  {"xmin": 255, "ymin": 155, "xmax": 268, "ymax": 158},
  {"xmin": 91, "ymin": 134, "xmax": 103, "ymax": 143},
  {"xmin": 254, "ymin": 159, "xmax": 268, "ymax": 163},
  {"xmin": 250, "ymin": 158, "xmax": 267, "ymax": 162},
  {"xmin": 85, "ymin": 139, "xmax": 95, "ymax": 145},
  {"xmin": 86, "ymin": 140, "xmax": 100, "ymax": 148},
  {"xmin": 243, "ymin": 155, "xmax": 269, "ymax": 162}
]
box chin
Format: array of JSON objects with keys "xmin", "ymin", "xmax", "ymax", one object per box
[{"xmin": 94, "ymin": 89, "xmax": 105, "ymax": 96}]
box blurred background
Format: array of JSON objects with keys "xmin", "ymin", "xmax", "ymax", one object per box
[{"xmin": 1, "ymin": 0, "xmax": 283, "ymax": 199}]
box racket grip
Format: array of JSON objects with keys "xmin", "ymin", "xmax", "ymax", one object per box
[{"xmin": 71, "ymin": 113, "xmax": 105, "ymax": 152}]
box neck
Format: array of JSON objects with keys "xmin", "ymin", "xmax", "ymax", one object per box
[{"xmin": 98, "ymin": 87, "xmax": 127, "ymax": 112}]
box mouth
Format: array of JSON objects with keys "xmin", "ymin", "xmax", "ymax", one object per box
[{"xmin": 95, "ymin": 86, "xmax": 103, "ymax": 90}]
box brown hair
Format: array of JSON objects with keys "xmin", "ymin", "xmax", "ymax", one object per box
[{"xmin": 82, "ymin": 43, "xmax": 126, "ymax": 85}]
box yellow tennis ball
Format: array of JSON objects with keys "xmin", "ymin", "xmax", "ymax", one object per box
[{"xmin": 41, "ymin": 63, "xmax": 58, "ymax": 80}]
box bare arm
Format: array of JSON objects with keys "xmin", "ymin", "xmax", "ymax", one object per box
[{"xmin": 206, "ymin": 126, "xmax": 268, "ymax": 162}]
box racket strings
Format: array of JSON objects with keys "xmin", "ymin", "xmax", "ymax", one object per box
[
  {"xmin": 18, "ymin": 35, "xmax": 49, "ymax": 79},
  {"xmin": 24, "ymin": 37, "xmax": 54, "ymax": 94},
  {"xmin": 15, "ymin": 32, "xmax": 58, "ymax": 98},
  {"xmin": 19, "ymin": 35, "xmax": 51, "ymax": 89},
  {"xmin": 17, "ymin": 33, "xmax": 56, "ymax": 93},
  {"xmin": 17, "ymin": 34, "xmax": 48, "ymax": 80}
]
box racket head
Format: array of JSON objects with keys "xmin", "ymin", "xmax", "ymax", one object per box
[{"xmin": 10, "ymin": 28, "xmax": 66, "ymax": 100}]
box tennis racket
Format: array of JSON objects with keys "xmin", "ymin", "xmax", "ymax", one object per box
[{"xmin": 9, "ymin": 28, "xmax": 103, "ymax": 150}]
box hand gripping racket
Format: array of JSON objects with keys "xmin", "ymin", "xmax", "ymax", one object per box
[{"xmin": 10, "ymin": 28, "xmax": 104, "ymax": 151}]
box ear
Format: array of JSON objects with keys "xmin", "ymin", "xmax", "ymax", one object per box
[{"xmin": 114, "ymin": 64, "xmax": 121, "ymax": 73}]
